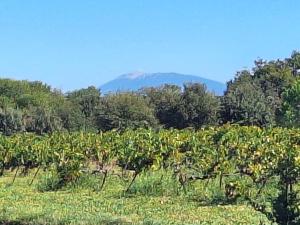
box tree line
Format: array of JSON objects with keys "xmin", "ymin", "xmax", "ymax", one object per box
[{"xmin": 1, "ymin": 51, "xmax": 300, "ymax": 135}]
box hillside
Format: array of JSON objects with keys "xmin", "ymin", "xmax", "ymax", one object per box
[{"xmin": 100, "ymin": 72, "xmax": 226, "ymax": 95}]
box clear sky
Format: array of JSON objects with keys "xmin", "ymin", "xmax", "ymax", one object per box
[{"xmin": 1, "ymin": 0, "xmax": 300, "ymax": 91}]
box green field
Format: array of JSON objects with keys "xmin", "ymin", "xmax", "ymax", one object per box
[{"xmin": 0, "ymin": 171, "xmax": 271, "ymax": 225}]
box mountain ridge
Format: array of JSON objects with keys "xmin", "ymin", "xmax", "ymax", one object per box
[{"xmin": 100, "ymin": 72, "xmax": 226, "ymax": 95}]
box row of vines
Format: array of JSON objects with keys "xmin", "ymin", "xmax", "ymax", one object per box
[{"xmin": 0, "ymin": 125, "xmax": 300, "ymax": 224}]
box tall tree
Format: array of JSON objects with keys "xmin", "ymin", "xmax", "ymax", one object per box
[
  {"xmin": 180, "ymin": 83, "xmax": 220, "ymax": 128},
  {"xmin": 221, "ymin": 71, "xmax": 275, "ymax": 126},
  {"xmin": 97, "ymin": 92, "xmax": 157, "ymax": 131},
  {"xmin": 253, "ymin": 59, "xmax": 294, "ymax": 119},
  {"xmin": 141, "ymin": 85, "xmax": 184, "ymax": 128},
  {"xmin": 281, "ymin": 79, "xmax": 300, "ymax": 127},
  {"xmin": 67, "ymin": 86, "xmax": 101, "ymax": 131},
  {"xmin": 221, "ymin": 52, "xmax": 298, "ymax": 126}
]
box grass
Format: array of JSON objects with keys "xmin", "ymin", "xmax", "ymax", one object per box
[{"xmin": 0, "ymin": 170, "xmax": 273, "ymax": 225}]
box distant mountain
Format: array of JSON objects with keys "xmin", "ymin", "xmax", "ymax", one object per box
[{"xmin": 100, "ymin": 72, "xmax": 226, "ymax": 95}]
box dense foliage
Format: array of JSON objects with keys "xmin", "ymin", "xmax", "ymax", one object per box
[
  {"xmin": 221, "ymin": 53, "xmax": 299, "ymax": 126},
  {"xmin": 1, "ymin": 126, "xmax": 300, "ymax": 224},
  {"xmin": 281, "ymin": 78, "xmax": 300, "ymax": 127},
  {"xmin": 97, "ymin": 92, "xmax": 157, "ymax": 131}
]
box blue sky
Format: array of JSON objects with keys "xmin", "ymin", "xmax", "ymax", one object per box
[{"xmin": 1, "ymin": 0, "xmax": 300, "ymax": 91}]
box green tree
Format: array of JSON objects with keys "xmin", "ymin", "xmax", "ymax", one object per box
[
  {"xmin": 180, "ymin": 83, "xmax": 220, "ymax": 129},
  {"xmin": 0, "ymin": 78, "xmax": 69, "ymax": 134},
  {"xmin": 67, "ymin": 86, "xmax": 101, "ymax": 131},
  {"xmin": 23, "ymin": 106, "xmax": 62, "ymax": 134},
  {"xmin": 221, "ymin": 52, "xmax": 298, "ymax": 126},
  {"xmin": 286, "ymin": 50, "xmax": 300, "ymax": 75},
  {"xmin": 281, "ymin": 79, "xmax": 300, "ymax": 127},
  {"xmin": 253, "ymin": 58, "xmax": 294, "ymax": 120},
  {"xmin": 97, "ymin": 92, "xmax": 157, "ymax": 131},
  {"xmin": 0, "ymin": 107, "xmax": 24, "ymax": 135},
  {"xmin": 221, "ymin": 71, "xmax": 275, "ymax": 126},
  {"xmin": 141, "ymin": 85, "xmax": 184, "ymax": 128}
]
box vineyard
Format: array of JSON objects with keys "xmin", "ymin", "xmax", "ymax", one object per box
[{"xmin": 1, "ymin": 125, "xmax": 300, "ymax": 224}]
